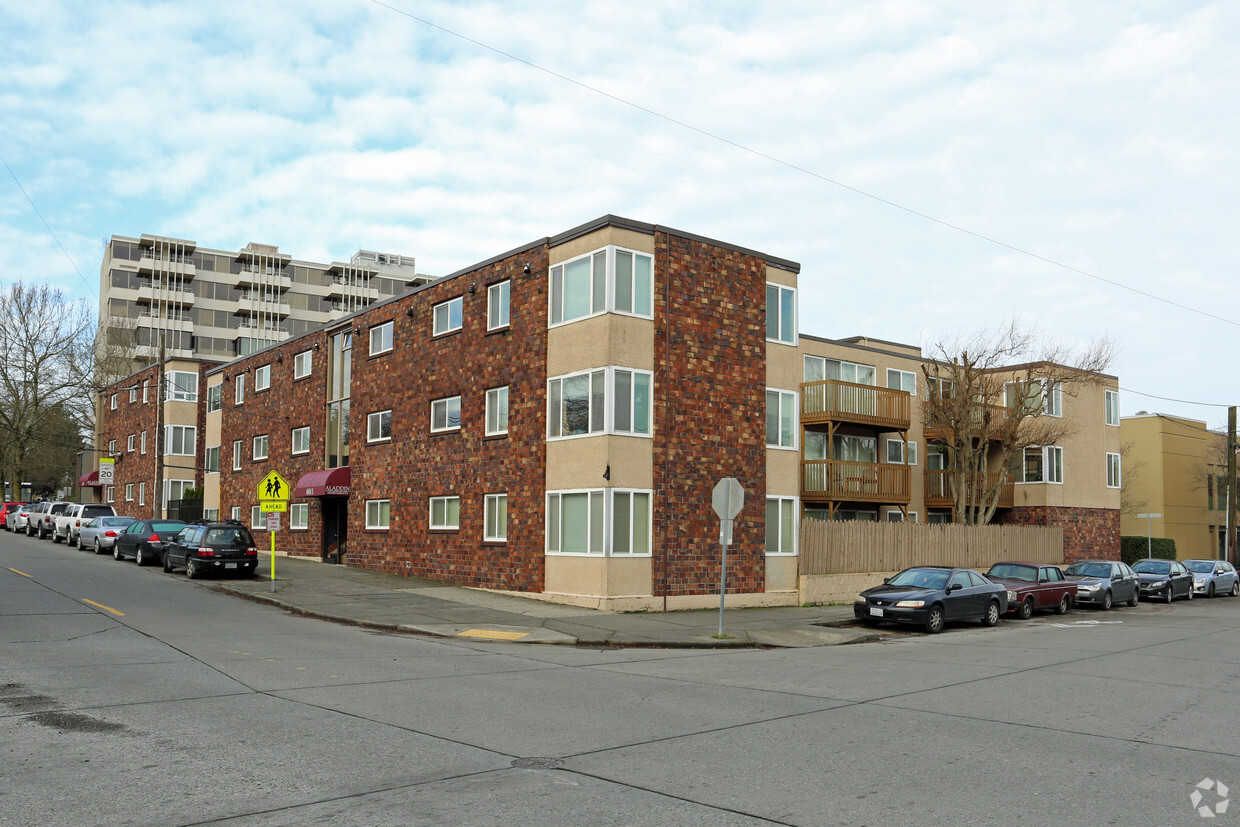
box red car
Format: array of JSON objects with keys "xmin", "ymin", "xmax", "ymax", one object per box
[
  {"xmin": 2, "ymin": 502, "xmax": 27, "ymax": 530},
  {"xmin": 985, "ymin": 562, "xmax": 1076, "ymax": 618}
]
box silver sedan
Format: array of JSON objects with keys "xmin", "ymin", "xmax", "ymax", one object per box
[
  {"xmin": 1184, "ymin": 559, "xmax": 1240, "ymax": 598},
  {"xmin": 78, "ymin": 516, "xmax": 135, "ymax": 554}
]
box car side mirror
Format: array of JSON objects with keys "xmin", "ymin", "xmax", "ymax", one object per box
[
  {"xmin": 882, "ymin": 577, "xmax": 891, "ymax": 584},
  {"xmin": 946, "ymin": 584, "xmax": 958, "ymax": 593}
]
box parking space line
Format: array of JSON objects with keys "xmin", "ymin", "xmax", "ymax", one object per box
[
  {"xmin": 82, "ymin": 599, "xmax": 125, "ymax": 617},
  {"xmin": 7, "ymin": 567, "xmax": 32, "ymax": 577}
]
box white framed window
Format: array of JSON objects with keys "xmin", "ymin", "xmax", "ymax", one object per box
[
  {"xmin": 886, "ymin": 368, "xmax": 916, "ymax": 395},
  {"xmin": 487, "ymin": 280, "xmax": 510, "ymax": 330},
  {"xmin": 1005, "ymin": 379, "xmax": 1061, "ymax": 417},
  {"xmin": 235, "ymin": 374, "xmax": 245, "ymax": 405},
  {"xmin": 613, "ymin": 369, "xmax": 652, "ymax": 436},
  {"xmin": 140, "ymin": 431, "xmax": 147, "ymax": 454},
  {"xmin": 142, "ymin": 379, "xmax": 149, "ymax": 403},
  {"xmin": 484, "ymin": 493, "xmax": 507, "ymax": 542},
  {"xmin": 1015, "ymin": 446, "xmax": 1064, "ymax": 484},
  {"xmin": 205, "ymin": 445, "xmax": 220, "ymax": 474},
  {"xmin": 366, "ymin": 499, "xmax": 391, "ymax": 530},
  {"xmin": 429, "ymin": 496, "xmax": 458, "ymax": 530},
  {"xmin": 127, "ymin": 434, "xmax": 135, "ymax": 452},
  {"xmin": 1044, "ymin": 381, "xmax": 1062, "ymax": 417},
  {"xmin": 125, "ymin": 483, "xmax": 134, "ymax": 502},
  {"xmin": 1107, "ymin": 452, "xmax": 1122, "ymax": 488},
  {"xmin": 291, "ymin": 426, "xmax": 310, "ymax": 455},
  {"xmin": 293, "ymin": 350, "xmax": 312, "ymax": 380},
  {"xmin": 886, "ymin": 440, "xmax": 917, "ymax": 465},
  {"xmin": 251, "ymin": 506, "xmax": 263, "ymax": 529},
  {"xmin": 232, "ymin": 439, "xmax": 243, "ymax": 471},
  {"xmin": 105, "ymin": 485, "xmax": 114, "ymax": 503},
  {"xmin": 1105, "ymin": 390, "xmax": 1120, "ymax": 426},
  {"xmin": 254, "ymin": 364, "xmax": 271, "ymax": 391},
  {"xmin": 110, "ymin": 394, "xmax": 117, "ymax": 410},
  {"xmin": 164, "ymin": 479, "xmax": 194, "ymax": 510},
  {"xmin": 108, "ymin": 439, "xmax": 117, "ymax": 454},
  {"xmin": 549, "ymin": 246, "xmax": 653, "ymax": 326},
  {"xmin": 433, "ymin": 297, "xmax": 463, "ymax": 336},
  {"xmin": 886, "ymin": 510, "xmax": 919, "ymax": 523},
  {"xmin": 766, "ymin": 497, "xmax": 798, "ymax": 555},
  {"xmin": 165, "ymin": 371, "xmax": 198, "ymax": 402},
  {"xmin": 803, "ymin": 355, "xmax": 875, "ymax": 385},
  {"xmin": 207, "ymin": 384, "xmax": 222, "ymax": 413},
  {"xmin": 766, "ymin": 389, "xmax": 797, "ymax": 449},
  {"xmin": 290, "ymin": 502, "xmax": 308, "ymax": 530},
  {"xmin": 129, "ymin": 386, "xmax": 137, "ymax": 403},
  {"xmin": 547, "ymin": 367, "xmax": 652, "ymax": 439},
  {"xmin": 430, "ymin": 396, "xmax": 461, "ymax": 433},
  {"xmin": 253, "ymin": 434, "xmax": 269, "ymax": 461},
  {"xmin": 204, "ymin": 508, "xmax": 219, "ymax": 522},
  {"xmin": 765, "ymin": 283, "xmax": 796, "ymax": 345},
  {"xmin": 231, "ymin": 506, "xmax": 241, "ymax": 522},
  {"xmin": 485, "ymin": 386, "xmax": 509, "ymax": 436},
  {"xmin": 165, "ymin": 425, "xmax": 196, "ymax": 457},
  {"xmin": 367, "ymin": 410, "xmax": 392, "ymax": 442},
  {"xmin": 139, "ymin": 482, "xmax": 146, "ymax": 505},
  {"xmin": 546, "ymin": 489, "xmax": 653, "ymax": 556},
  {"xmin": 369, "ymin": 321, "xmax": 393, "ymax": 355}
]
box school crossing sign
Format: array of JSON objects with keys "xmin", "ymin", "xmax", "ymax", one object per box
[{"xmin": 257, "ymin": 471, "xmax": 290, "ymax": 513}]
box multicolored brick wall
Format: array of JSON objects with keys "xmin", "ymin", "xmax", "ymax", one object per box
[
  {"xmin": 997, "ymin": 506, "xmax": 1121, "ymax": 563},
  {"xmin": 651, "ymin": 232, "xmax": 769, "ymax": 596}
]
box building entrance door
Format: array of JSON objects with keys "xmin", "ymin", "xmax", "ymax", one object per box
[{"xmin": 322, "ymin": 499, "xmax": 348, "ymax": 564}]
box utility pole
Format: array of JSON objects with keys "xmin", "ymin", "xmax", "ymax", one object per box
[
  {"xmin": 154, "ymin": 334, "xmax": 165, "ymax": 519},
  {"xmin": 1229, "ymin": 406, "xmax": 1237, "ymax": 565}
]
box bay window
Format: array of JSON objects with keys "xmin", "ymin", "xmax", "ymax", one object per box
[
  {"xmin": 549, "ymin": 246, "xmax": 653, "ymax": 326},
  {"xmin": 546, "ymin": 489, "xmax": 651, "ymax": 556},
  {"xmin": 547, "ymin": 367, "xmax": 652, "ymax": 439}
]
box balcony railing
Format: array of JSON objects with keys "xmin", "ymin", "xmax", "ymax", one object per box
[
  {"xmin": 802, "ymin": 460, "xmax": 910, "ymax": 504},
  {"xmin": 924, "ymin": 470, "xmax": 1014, "ymax": 509},
  {"xmin": 800, "ymin": 379, "xmax": 911, "ymax": 429},
  {"xmin": 923, "ymin": 403, "xmax": 1011, "ymax": 442}
]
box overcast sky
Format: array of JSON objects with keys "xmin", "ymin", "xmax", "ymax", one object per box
[{"xmin": 2, "ymin": 1, "xmax": 1236, "ymax": 426}]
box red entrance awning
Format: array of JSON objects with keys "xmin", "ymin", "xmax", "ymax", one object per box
[
  {"xmin": 79, "ymin": 470, "xmax": 101, "ymax": 487},
  {"xmin": 294, "ymin": 467, "xmax": 351, "ymax": 498}
]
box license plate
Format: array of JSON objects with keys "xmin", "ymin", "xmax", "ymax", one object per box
[
  {"xmin": 869, "ymin": 607, "xmax": 884, "ymax": 617},
  {"xmin": 225, "ymin": 563, "xmax": 237, "ymax": 569}
]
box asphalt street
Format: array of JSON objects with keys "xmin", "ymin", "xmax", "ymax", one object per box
[{"xmin": 3, "ymin": 533, "xmax": 1240, "ymax": 825}]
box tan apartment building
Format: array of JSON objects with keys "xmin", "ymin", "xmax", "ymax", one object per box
[{"xmin": 1120, "ymin": 413, "xmax": 1229, "ymax": 560}]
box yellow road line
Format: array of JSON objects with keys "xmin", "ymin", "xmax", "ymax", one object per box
[
  {"xmin": 7, "ymin": 567, "xmax": 31, "ymax": 577},
  {"xmin": 457, "ymin": 629, "xmax": 529, "ymax": 641},
  {"xmin": 82, "ymin": 599, "xmax": 124, "ymax": 617}
]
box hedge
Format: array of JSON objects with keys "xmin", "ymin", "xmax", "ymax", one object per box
[{"xmin": 1120, "ymin": 535, "xmax": 1177, "ymax": 565}]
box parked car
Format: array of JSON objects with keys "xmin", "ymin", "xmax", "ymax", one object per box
[
  {"xmin": 112, "ymin": 519, "xmax": 187, "ymax": 566},
  {"xmin": 1183, "ymin": 559, "xmax": 1240, "ymax": 598},
  {"xmin": 163, "ymin": 519, "xmax": 259, "ymax": 579},
  {"xmin": 5, "ymin": 503, "xmax": 34, "ymax": 532},
  {"xmin": 32, "ymin": 501, "xmax": 72, "ymax": 539},
  {"xmin": 54, "ymin": 503, "xmax": 117, "ymax": 545},
  {"xmin": 22, "ymin": 502, "xmax": 49, "ymax": 536},
  {"xmin": 984, "ymin": 562, "xmax": 1076, "ymax": 618},
  {"xmin": 1132, "ymin": 558, "xmax": 1194, "ymax": 603},
  {"xmin": 854, "ymin": 566, "xmax": 1010, "ymax": 633},
  {"xmin": 78, "ymin": 516, "xmax": 137, "ymax": 554},
  {"xmin": 2, "ymin": 502, "xmax": 27, "ymax": 530},
  {"xmin": 1064, "ymin": 560, "xmax": 1141, "ymax": 609}
]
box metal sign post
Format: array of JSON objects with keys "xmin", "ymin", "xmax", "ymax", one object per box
[
  {"xmin": 1136, "ymin": 513, "xmax": 1162, "ymax": 559},
  {"xmin": 256, "ymin": 471, "xmax": 290, "ymax": 591},
  {"xmin": 711, "ymin": 477, "xmax": 745, "ymax": 637}
]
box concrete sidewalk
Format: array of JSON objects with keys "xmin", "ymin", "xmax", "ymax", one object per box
[{"xmin": 215, "ymin": 556, "xmax": 875, "ymax": 648}]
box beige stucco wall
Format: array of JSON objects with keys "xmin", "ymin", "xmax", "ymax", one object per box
[
  {"xmin": 550, "ymin": 227, "xmax": 655, "ymax": 265},
  {"xmin": 544, "ymin": 555, "xmax": 654, "ymax": 608},
  {"xmin": 800, "ymin": 571, "xmax": 898, "ymax": 606},
  {"xmin": 766, "ymin": 554, "xmax": 799, "ymax": 591},
  {"xmin": 547, "ymin": 314, "xmax": 654, "ymax": 377},
  {"xmin": 203, "ymin": 376, "xmax": 223, "ymax": 512}
]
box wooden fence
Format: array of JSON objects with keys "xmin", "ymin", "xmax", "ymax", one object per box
[{"xmin": 800, "ymin": 520, "xmax": 1063, "ymax": 575}]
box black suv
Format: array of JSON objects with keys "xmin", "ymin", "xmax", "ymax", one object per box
[{"xmin": 163, "ymin": 519, "xmax": 258, "ymax": 579}]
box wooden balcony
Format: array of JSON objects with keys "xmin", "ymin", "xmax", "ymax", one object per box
[
  {"xmin": 923, "ymin": 403, "xmax": 1011, "ymax": 442},
  {"xmin": 924, "ymin": 470, "xmax": 1014, "ymax": 509},
  {"xmin": 800, "ymin": 380, "xmax": 911, "ymax": 429},
  {"xmin": 802, "ymin": 460, "xmax": 910, "ymax": 504}
]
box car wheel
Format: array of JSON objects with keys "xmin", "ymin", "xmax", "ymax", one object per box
[
  {"xmin": 163, "ymin": 553, "xmax": 173, "ymax": 573},
  {"xmin": 52, "ymin": 530, "xmax": 62, "ymax": 544},
  {"xmin": 1102, "ymin": 591, "xmax": 1113, "ymax": 610},
  {"xmin": 1017, "ymin": 597, "xmax": 1035, "ymax": 620},
  {"xmin": 1208, "ymin": 583, "xmax": 1215, "ymax": 599},
  {"xmin": 1127, "ymin": 589, "xmax": 1139, "ymax": 608},
  {"xmin": 135, "ymin": 547, "xmax": 147, "ymax": 567},
  {"xmin": 1186, "ymin": 586, "xmax": 1192, "ymax": 601},
  {"xmin": 982, "ymin": 600, "xmax": 1001, "ymax": 627},
  {"xmin": 1056, "ymin": 594, "xmax": 1071, "ymax": 614},
  {"xmin": 113, "ymin": 545, "xmax": 123, "ymax": 561},
  {"xmin": 924, "ymin": 605, "xmax": 945, "ymax": 634},
  {"xmin": 1164, "ymin": 588, "xmax": 1173, "ymax": 604},
  {"xmin": 1231, "ymin": 581, "xmax": 1239, "ymax": 597},
  {"xmin": 186, "ymin": 558, "xmax": 199, "ymax": 580},
  {"xmin": 76, "ymin": 534, "xmax": 84, "ymax": 550},
  {"xmin": 94, "ymin": 539, "xmax": 105, "ymax": 555}
]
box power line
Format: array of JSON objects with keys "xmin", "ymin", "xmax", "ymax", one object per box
[
  {"xmin": 1119, "ymin": 386, "xmax": 1232, "ymax": 409},
  {"xmin": 368, "ymin": 1, "xmax": 1240, "ymax": 330}
]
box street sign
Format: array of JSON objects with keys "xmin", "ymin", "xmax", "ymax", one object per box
[
  {"xmin": 98, "ymin": 457, "xmax": 115, "ymax": 485},
  {"xmin": 259, "ymin": 501, "xmax": 287, "ymax": 513},
  {"xmin": 266, "ymin": 511, "xmax": 281, "ymax": 532},
  {"xmin": 712, "ymin": 477, "xmax": 744, "ymax": 521},
  {"xmin": 1136, "ymin": 513, "xmax": 1162, "ymax": 519},
  {"xmin": 256, "ymin": 471, "xmax": 290, "ymax": 502}
]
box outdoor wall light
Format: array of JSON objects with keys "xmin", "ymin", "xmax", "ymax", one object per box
[
  {"xmin": 406, "ymin": 307, "xmax": 414, "ymax": 317},
  {"xmin": 468, "ymin": 282, "xmax": 476, "ymax": 294},
  {"xmin": 523, "ymin": 263, "xmax": 531, "ymax": 274}
]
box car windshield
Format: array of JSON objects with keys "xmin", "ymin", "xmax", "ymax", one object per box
[
  {"xmin": 888, "ymin": 569, "xmax": 950, "ymax": 590},
  {"xmin": 1132, "ymin": 560, "xmax": 1171, "ymax": 574},
  {"xmin": 1065, "ymin": 562, "xmax": 1111, "ymax": 578},
  {"xmin": 1183, "ymin": 561, "xmax": 1216, "ymax": 573},
  {"xmin": 151, "ymin": 521, "xmax": 186, "ymax": 532},
  {"xmin": 986, "ymin": 564, "xmax": 1036, "ymax": 582}
]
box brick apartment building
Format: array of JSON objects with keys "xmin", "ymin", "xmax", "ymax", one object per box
[{"xmin": 93, "ymin": 215, "xmax": 1122, "ymax": 608}]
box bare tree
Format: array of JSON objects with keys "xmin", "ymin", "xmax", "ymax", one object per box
[
  {"xmin": 921, "ymin": 320, "xmax": 1114, "ymax": 524},
  {"xmin": 0, "ymin": 282, "xmax": 95, "ymax": 498}
]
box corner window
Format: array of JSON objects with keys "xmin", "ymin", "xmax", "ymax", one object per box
[
  {"xmin": 804, "ymin": 355, "xmax": 874, "ymax": 385},
  {"xmin": 765, "ymin": 389, "xmax": 797, "ymax": 449},
  {"xmin": 549, "ymin": 246, "xmax": 653, "ymax": 326},
  {"xmin": 294, "ymin": 350, "xmax": 312, "ymax": 380},
  {"xmin": 207, "ymin": 384, "xmax": 222, "ymax": 413},
  {"xmin": 1014, "ymin": 445, "xmax": 1063, "ymax": 484},
  {"xmin": 165, "ymin": 425, "xmax": 196, "ymax": 456},
  {"xmin": 1105, "ymin": 390, "xmax": 1120, "ymax": 426},
  {"xmin": 484, "ymin": 494, "xmax": 507, "ymax": 542},
  {"xmin": 367, "ymin": 410, "xmax": 392, "ymax": 442},
  {"xmin": 166, "ymin": 371, "xmax": 198, "ymax": 402},
  {"xmin": 1107, "ymin": 452, "xmax": 1121, "ymax": 488},
  {"xmin": 765, "ymin": 283, "xmax": 796, "ymax": 345},
  {"xmin": 429, "ymin": 496, "xmax": 459, "ymax": 530},
  {"xmin": 546, "ymin": 489, "xmax": 652, "ymax": 556},
  {"xmin": 291, "ymin": 426, "xmax": 310, "ymax": 455},
  {"xmin": 433, "ymin": 297, "xmax": 463, "ymax": 336},
  {"xmin": 485, "ymin": 386, "xmax": 509, "ymax": 436},
  {"xmin": 366, "ymin": 499, "xmax": 391, "ymax": 530},
  {"xmin": 254, "ymin": 364, "xmax": 271, "ymax": 391},
  {"xmin": 290, "ymin": 502, "xmax": 308, "ymax": 530},
  {"xmin": 487, "ymin": 280, "xmax": 510, "ymax": 331},
  {"xmin": 1005, "ymin": 379, "xmax": 1061, "ymax": 417},
  {"xmin": 547, "ymin": 367, "xmax": 651, "ymax": 439},
  {"xmin": 886, "ymin": 369, "xmax": 916, "ymax": 395},
  {"xmin": 253, "ymin": 434, "xmax": 269, "ymax": 461},
  {"xmin": 430, "ymin": 396, "xmax": 461, "ymax": 433},
  {"xmin": 766, "ymin": 497, "xmax": 797, "ymax": 555},
  {"xmin": 369, "ymin": 321, "xmax": 393, "ymax": 355}
]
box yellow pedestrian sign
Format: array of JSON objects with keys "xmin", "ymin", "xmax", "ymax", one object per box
[{"xmin": 257, "ymin": 471, "xmax": 290, "ymax": 503}]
